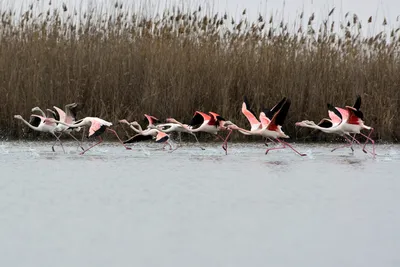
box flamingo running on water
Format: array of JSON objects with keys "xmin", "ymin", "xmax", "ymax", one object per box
[
  {"xmin": 121, "ymin": 121, "xmax": 173, "ymax": 149},
  {"xmin": 335, "ymin": 96, "xmax": 375, "ymax": 156},
  {"xmin": 45, "ymin": 117, "xmax": 131, "ymax": 154},
  {"xmin": 296, "ymin": 96, "xmax": 375, "ymax": 156},
  {"xmin": 46, "ymin": 103, "xmax": 85, "ymax": 151},
  {"xmin": 238, "ymin": 96, "xmax": 287, "ymax": 146},
  {"xmin": 166, "ymin": 111, "xmax": 232, "ymax": 154},
  {"xmin": 14, "ymin": 113, "xmax": 65, "ymax": 152},
  {"xmin": 148, "ymin": 122, "xmax": 205, "ymax": 150},
  {"xmin": 225, "ymin": 98, "xmax": 306, "ymax": 156},
  {"xmin": 295, "ymin": 104, "xmax": 357, "ymax": 148}
]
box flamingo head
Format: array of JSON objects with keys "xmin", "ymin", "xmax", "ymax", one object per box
[
  {"xmin": 14, "ymin": 115, "xmax": 23, "ymax": 120},
  {"xmin": 222, "ymin": 121, "xmax": 236, "ymax": 128},
  {"xmin": 130, "ymin": 121, "xmax": 140, "ymax": 127},
  {"xmin": 295, "ymin": 120, "xmax": 316, "ymax": 128},
  {"xmin": 31, "ymin": 107, "xmax": 42, "ymax": 113}
]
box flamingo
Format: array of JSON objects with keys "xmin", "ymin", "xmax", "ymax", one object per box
[
  {"xmin": 147, "ymin": 122, "xmax": 205, "ymax": 150},
  {"xmin": 45, "ymin": 117, "xmax": 131, "ymax": 154},
  {"xmin": 225, "ymin": 98, "xmax": 306, "ymax": 156},
  {"xmin": 335, "ymin": 96, "xmax": 375, "ymax": 156},
  {"xmin": 14, "ymin": 113, "xmax": 65, "ymax": 152},
  {"xmin": 119, "ymin": 113, "xmax": 159, "ymax": 133},
  {"xmin": 121, "ymin": 121, "xmax": 173, "ymax": 149},
  {"xmin": 46, "ymin": 103, "xmax": 85, "ymax": 151},
  {"xmin": 166, "ymin": 111, "xmax": 232, "ymax": 154},
  {"xmin": 239, "ymin": 96, "xmax": 287, "ymax": 146},
  {"xmin": 296, "ymin": 96, "xmax": 375, "ymax": 156},
  {"xmin": 295, "ymin": 104, "xmax": 356, "ymax": 149}
]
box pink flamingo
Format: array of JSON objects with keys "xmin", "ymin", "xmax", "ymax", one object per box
[
  {"xmin": 121, "ymin": 121, "xmax": 173, "ymax": 149},
  {"xmin": 166, "ymin": 111, "xmax": 232, "ymax": 154},
  {"xmin": 148, "ymin": 122, "xmax": 205, "ymax": 150},
  {"xmin": 295, "ymin": 104, "xmax": 359, "ymax": 151},
  {"xmin": 47, "ymin": 103, "xmax": 85, "ymax": 151},
  {"xmin": 335, "ymin": 96, "xmax": 375, "ymax": 156},
  {"xmin": 296, "ymin": 96, "xmax": 375, "ymax": 156},
  {"xmin": 46, "ymin": 117, "xmax": 131, "ymax": 155},
  {"xmin": 14, "ymin": 113, "xmax": 65, "ymax": 152},
  {"xmin": 239, "ymin": 96, "xmax": 287, "ymax": 146},
  {"xmin": 226, "ymin": 98, "xmax": 306, "ymax": 156}
]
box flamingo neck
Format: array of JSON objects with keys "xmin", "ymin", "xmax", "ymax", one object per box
[{"xmin": 18, "ymin": 117, "xmax": 40, "ymax": 131}]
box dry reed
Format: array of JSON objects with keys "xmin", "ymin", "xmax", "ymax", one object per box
[{"xmin": 1, "ymin": 2, "xmax": 400, "ymax": 142}]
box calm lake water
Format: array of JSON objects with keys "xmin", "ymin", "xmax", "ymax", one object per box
[{"xmin": 0, "ymin": 141, "xmax": 399, "ymax": 267}]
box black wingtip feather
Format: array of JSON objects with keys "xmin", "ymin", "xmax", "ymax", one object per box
[
  {"xmin": 353, "ymin": 95, "xmax": 362, "ymax": 110},
  {"xmin": 123, "ymin": 134, "xmax": 153, "ymax": 144},
  {"xmin": 264, "ymin": 97, "xmax": 287, "ymax": 119},
  {"xmin": 275, "ymin": 98, "xmax": 291, "ymax": 126},
  {"xmin": 327, "ymin": 103, "xmax": 343, "ymax": 121},
  {"xmin": 243, "ymin": 96, "xmax": 258, "ymax": 118}
]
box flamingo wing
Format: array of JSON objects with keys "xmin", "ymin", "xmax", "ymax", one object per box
[
  {"xmin": 53, "ymin": 106, "xmax": 67, "ymax": 123},
  {"xmin": 259, "ymin": 112, "xmax": 271, "ymax": 128},
  {"xmin": 65, "ymin": 103, "xmax": 78, "ymax": 124},
  {"xmin": 353, "ymin": 95, "xmax": 362, "ymax": 110},
  {"xmin": 88, "ymin": 120, "xmax": 106, "ymax": 137},
  {"xmin": 263, "ymin": 97, "xmax": 287, "ymax": 120},
  {"xmin": 345, "ymin": 106, "xmax": 363, "ymax": 125},
  {"xmin": 242, "ymin": 96, "xmax": 261, "ymax": 130},
  {"xmin": 46, "ymin": 109, "xmax": 59, "ymax": 120},
  {"xmin": 144, "ymin": 114, "xmax": 159, "ymax": 126},
  {"xmin": 123, "ymin": 134, "xmax": 153, "ymax": 144},
  {"xmin": 29, "ymin": 115, "xmax": 42, "ymax": 127},
  {"xmin": 155, "ymin": 131, "xmax": 169, "ymax": 143},
  {"xmin": 327, "ymin": 104, "xmax": 343, "ymax": 126},
  {"xmin": 267, "ymin": 98, "xmax": 291, "ymax": 131},
  {"xmin": 208, "ymin": 111, "xmax": 226, "ymax": 122},
  {"xmin": 190, "ymin": 111, "xmax": 209, "ymax": 127},
  {"xmin": 317, "ymin": 118, "xmax": 334, "ymax": 128}
]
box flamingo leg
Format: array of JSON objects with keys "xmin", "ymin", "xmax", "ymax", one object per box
[
  {"xmin": 265, "ymin": 139, "xmax": 306, "ymax": 156},
  {"xmin": 264, "ymin": 138, "xmax": 278, "ymax": 147},
  {"xmin": 222, "ymin": 129, "xmax": 233, "ymax": 155},
  {"xmin": 80, "ymin": 136, "xmax": 103, "ymax": 155},
  {"xmin": 51, "ymin": 132, "xmax": 63, "ymax": 152},
  {"xmin": 106, "ymin": 128, "xmax": 132, "ymax": 150},
  {"xmin": 68, "ymin": 132, "xmax": 85, "ymax": 151},
  {"xmin": 51, "ymin": 132, "xmax": 65, "ymax": 153},
  {"xmin": 331, "ymin": 135, "xmax": 356, "ymax": 152},
  {"xmin": 190, "ymin": 132, "xmax": 205, "ymax": 150},
  {"xmin": 360, "ymin": 129, "xmax": 375, "ymax": 156}
]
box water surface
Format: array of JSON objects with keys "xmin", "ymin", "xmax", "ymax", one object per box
[{"xmin": 0, "ymin": 142, "xmax": 399, "ymax": 267}]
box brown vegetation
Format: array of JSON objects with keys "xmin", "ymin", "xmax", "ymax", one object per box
[{"xmin": 1, "ymin": 2, "xmax": 400, "ymax": 141}]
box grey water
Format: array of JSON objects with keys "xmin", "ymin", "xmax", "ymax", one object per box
[{"xmin": 0, "ymin": 141, "xmax": 399, "ymax": 267}]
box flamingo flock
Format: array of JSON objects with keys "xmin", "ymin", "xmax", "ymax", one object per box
[{"xmin": 13, "ymin": 96, "xmax": 376, "ymax": 157}]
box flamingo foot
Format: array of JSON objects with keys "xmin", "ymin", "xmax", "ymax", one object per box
[
  {"xmin": 79, "ymin": 151, "xmax": 86, "ymax": 155},
  {"xmin": 126, "ymin": 147, "xmax": 132, "ymax": 150},
  {"xmin": 52, "ymin": 146, "xmax": 55, "ymax": 152},
  {"xmin": 362, "ymin": 149, "xmax": 368, "ymax": 154},
  {"xmin": 80, "ymin": 146, "xmax": 85, "ymax": 151}
]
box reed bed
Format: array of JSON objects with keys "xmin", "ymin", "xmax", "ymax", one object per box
[{"xmin": 1, "ymin": 2, "xmax": 400, "ymax": 141}]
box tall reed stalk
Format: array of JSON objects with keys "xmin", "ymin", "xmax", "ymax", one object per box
[{"xmin": 1, "ymin": 2, "xmax": 400, "ymax": 141}]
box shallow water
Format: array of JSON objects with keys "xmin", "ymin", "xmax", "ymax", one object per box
[{"xmin": 0, "ymin": 141, "xmax": 399, "ymax": 267}]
